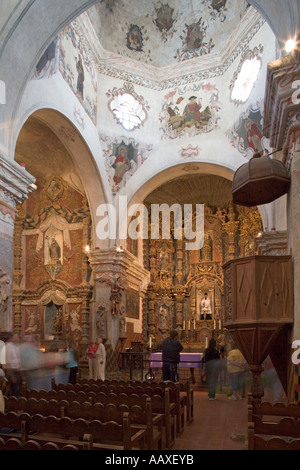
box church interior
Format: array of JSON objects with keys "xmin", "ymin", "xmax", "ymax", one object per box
[{"xmin": 0, "ymin": 0, "xmax": 300, "ymax": 451}]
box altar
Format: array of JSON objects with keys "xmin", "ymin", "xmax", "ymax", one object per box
[{"xmin": 149, "ymin": 352, "xmax": 203, "ymax": 383}]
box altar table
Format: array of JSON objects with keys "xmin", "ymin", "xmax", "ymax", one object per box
[{"xmin": 149, "ymin": 352, "xmax": 202, "ymax": 383}]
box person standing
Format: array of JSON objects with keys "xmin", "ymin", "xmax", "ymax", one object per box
[
  {"xmin": 86, "ymin": 339, "xmax": 98, "ymax": 380},
  {"xmin": 203, "ymin": 338, "xmax": 220, "ymax": 400},
  {"xmin": 66, "ymin": 341, "xmax": 79, "ymax": 385},
  {"xmin": 5, "ymin": 332, "xmax": 22, "ymax": 397},
  {"xmin": 96, "ymin": 338, "xmax": 106, "ymax": 381},
  {"xmin": 227, "ymin": 345, "xmax": 247, "ymax": 400},
  {"xmin": 161, "ymin": 330, "xmax": 183, "ymax": 382}
]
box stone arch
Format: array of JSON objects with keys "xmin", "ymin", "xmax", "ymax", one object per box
[
  {"xmin": 14, "ymin": 107, "xmax": 109, "ymax": 249},
  {"xmin": 117, "ymin": 161, "xmax": 268, "ymax": 248}
]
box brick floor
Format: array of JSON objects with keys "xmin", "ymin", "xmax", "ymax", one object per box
[{"xmin": 173, "ymin": 390, "xmax": 248, "ymax": 451}]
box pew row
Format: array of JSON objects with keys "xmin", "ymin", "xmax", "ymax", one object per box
[
  {"xmin": 52, "ymin": 378, "xmax": 184, "ymax": 436},
  {"xmin": 248, "ymin": 398, "xmax": 300, "ymax": 450},
  {"xmin": 0, "ymin": 410, "xmax": 146, "ymax": 450},
  {"xmin": 4, "ymin": 395, "xmax": 163, "ymax": 450}
]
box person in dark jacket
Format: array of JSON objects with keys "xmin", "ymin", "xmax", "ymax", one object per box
[
  {"xmin": 161, "ymin": 330, "xmax": 183, "ymax": 382},
  {"xmin": 203, "ymin": 338, "xmax": 220, "ymax": 400}
]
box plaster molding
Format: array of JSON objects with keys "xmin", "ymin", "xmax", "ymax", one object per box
[
  {"xmin": 263, "ymin": 51, "xmax": 300, "ymax": 151},
  {"xmin": 0, "ymin": 152, "xmax": 36, "ymax": 207},
  {"xmin": 75, "ymin": 7, "xmax": 264, "ymax": 90}
]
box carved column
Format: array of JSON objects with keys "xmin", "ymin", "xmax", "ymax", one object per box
[
  {"xmin": 176, "ymin": 240, "xmax": 184, "ymax": 285},
  {"xmin": 78, "ymin": 284, "xmax": 92, "ymax": 348},
  {"xmin": 0, "ymin": 153, "xmax": 35, "ymax": 330},
  {"xmin": 223, "ymin": 204, "xmax": 239, "ymax": 261}
]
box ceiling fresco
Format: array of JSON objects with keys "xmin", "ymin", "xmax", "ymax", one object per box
[{"xmin": 86, "ymin": 0, "xmax": 250, "ymax": 68}]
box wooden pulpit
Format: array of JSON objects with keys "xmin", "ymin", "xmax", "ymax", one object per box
[{"xmin": 223, "ymin": 255, "xmax": 293, "ymax": 402}]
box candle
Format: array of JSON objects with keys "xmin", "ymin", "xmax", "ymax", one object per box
[
  {"xmin": 205, "ymin": 337, "xmax": 208, "ymax": 348},
  {"xmin": 219, "ymin": 320, "xmax": 221, "ymax": 330},
  {"xmin": 188, "ymin": 320, "xmax": 190, "ymax": 330},
  {"xmin": 183, "ymin": 320, "xmax": 185, "ymax": 330},
  {"xmin": 149, "ymin": 336, "xmax": 152, "ymax": 349},
  {"xmin": 214, "ymin": 320, "xmax": 216, "ymax": 330}
]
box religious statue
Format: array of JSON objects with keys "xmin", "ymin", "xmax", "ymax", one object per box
[
  {"xmin": 53, "ymin": 308, "xmax": 62, "ymax": 334},
  {"xmin": 200, "ymin": 292, "xmax": 212, "ymax": 320},
  {"xmin": 159, "ymin": 305, "xmax": 168, "ymax": 330},
  {"xmin": 110, "ymin": 276, "xmax": 125, "ymax": 316},
  {"xmin": 0, "ymin": 268, "xmax": 11, "ymax": 314},
  {"xmin": 48, "ymin": 237, "xmax": 61, "ymax": 264},
  {"xmin": 119, "ymin": 305, "xmax": 126, "ymax": 338},
  {"xmin": 96, "ymin": 305, "xmax": 106, "ymax": 338},
  {"xmin": 25, "ymin": 308, "xmax": 38, "ymax": 334}
]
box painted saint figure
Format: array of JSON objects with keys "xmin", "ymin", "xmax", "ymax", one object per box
[
  {"xmin": 113, "ymin": 145, "xmax": 130, "ymax": 184},
  {"xmin": 76, "ymin": 55, "xmax": 84, "ymax": 99},
  {"xmin": 183, "ymin": 96, "xmax": 202, "ymax": 127}
]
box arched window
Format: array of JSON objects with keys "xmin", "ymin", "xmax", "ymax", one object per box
[{"xmin": 107, "ymin": 82, "xmax": 148, "ymax": 131}]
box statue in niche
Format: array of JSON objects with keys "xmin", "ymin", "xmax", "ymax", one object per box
[
  {"xmin": 48, "ymin": 237, "xmax": 61, "ymax": 264},
  {"xmin": 159, "ymin": 305, "xmax": 168, "ymax": 330},
  {"xmin": 200, "ymin": 292, "xmax": 212, "ymax": 320},
  {"xmin": 160, "ymin": 251, "xmax": 170, "ymax": 273},
  {"xmin": 53, "ymin": 307, "xmax": 62, "ymax": 335},
  {"xmin": 201, "ymin": 233, "xmax": 212, "ymax": 261}
]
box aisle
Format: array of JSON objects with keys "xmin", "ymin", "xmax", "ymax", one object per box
[{"xmin": 173, "ymin": 390, "xmax": 248, "ymax": 450}]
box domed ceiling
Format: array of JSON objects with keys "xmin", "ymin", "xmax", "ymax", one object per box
[{"xmin": 86, "ymin": 0, "xmax": 250, "ymax": 68}]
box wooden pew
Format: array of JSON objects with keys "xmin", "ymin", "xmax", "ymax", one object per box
[
  {"xmin": 0, "ymin": 435, "xmax": 91, "ymax": 450},
  {"xmin": 248, "ymin": 398, "xmax": 300, "ymax": 450},
  {"xmin": 0, "ymin": 410, "xmax": 146, "ymax": 450},
  {"xmin": 53, "ymin": 378, "xmax": 183, "ymax": 438},
  {"xmin": 79, "ymin": 377, "xmax": 193, "ymax": 426},
  {"xmin": 4, "ymin": 395, "xmax": 163, "ymax": 451}
]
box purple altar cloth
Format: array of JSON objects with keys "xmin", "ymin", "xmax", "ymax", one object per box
[{"xmin": 149, "ymin": 352, "xmax": 202, "ymax": 368}]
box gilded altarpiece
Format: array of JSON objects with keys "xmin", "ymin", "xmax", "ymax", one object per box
[
  {"xmin": 144, "ymin": 203, "xmax": 262, "ymax": 350},
  {"xmin": 13, "ymin": 176, "xmax": 92, "ymax": 353}
]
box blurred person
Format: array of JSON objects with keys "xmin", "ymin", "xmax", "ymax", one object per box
[
  {"xmin": 161, "ymin": 330, "xmax": 183, "ymax": 382},
  {"xmin": 262, "ymin": 355, "xmax": 285, "ymax": 403},
  {"xmin": 0, "ymin": 338, "xmax": 6, "ymax": 369},
  {"xmin": 96, "ymin": 338, "xmax": 106, "ymax": 381},
  {"xmin": 66, "ymin": 341, "xmax": 79, "ymax": 385},
  {"xmin": 86, "ymin": 339, "xmax": 98, "ymax": 380},
  {"xmin": 227, "ymin": 344, "xmax": 247, "ymax": 400},
  {"xmin": 5, "ymin": 332, "xmax": 22, "ymax": 397},
  {"xmin": 203, "ymin": 338, "xmax": 220, "ymax": 400},
  {"xmin": 19, "ymin": 335, "xmax": 43, "ymax": 390}
]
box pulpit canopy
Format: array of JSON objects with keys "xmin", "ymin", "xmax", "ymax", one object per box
[{"xmin": 232, "ymin": 152, "xmax": 290, "ymax": 207}]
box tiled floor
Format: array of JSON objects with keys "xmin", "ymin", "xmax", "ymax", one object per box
[{"xmin": 173, "ymin": 390, "xmax": 248, "ymax": 451}]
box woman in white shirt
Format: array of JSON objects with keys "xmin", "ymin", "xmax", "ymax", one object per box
[{"xmin": 96, "ymin": 338, "xmax": 106, "ymax": 381}]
